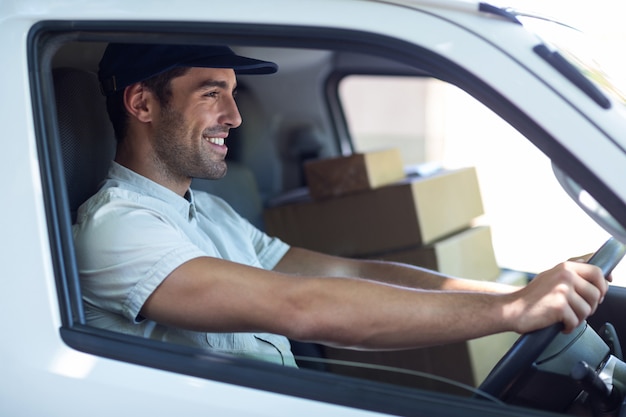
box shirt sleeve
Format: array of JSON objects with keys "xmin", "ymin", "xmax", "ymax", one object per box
[
  {"xmin": 74, "ymin": 198, "xmax": 206, "ymax": 323},
  {"xmin": 248, "ymin": 222, "xmax": 291, "ymax": 270}
]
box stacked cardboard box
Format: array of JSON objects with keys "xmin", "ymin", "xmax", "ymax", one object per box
[
  {"xmin": 367, "ymin": 225, "xmax": 500, "ymax": 281},
  {"xmin": 264, "ymin": 150, "xmax": 515, "ymax": 389},
  {"xmin": 265, "ymin": 165, "xmax": 486, "ymax": 258},
  {"xmin": 303, "ymin": 148, "xmax": 406, "ymax": 200},
  {"xmin": 466, "ymin": 270, "xmax": 529, "ymax": 385}
]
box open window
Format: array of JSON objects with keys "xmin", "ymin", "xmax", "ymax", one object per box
[{"xmin": 34, "ymin": 22, "xmax": 515, "ymax": 416}]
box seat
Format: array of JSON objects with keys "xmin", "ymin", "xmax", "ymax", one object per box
[
  {"xmin": 54, "ymin": 67, "xmax": 116, "ymax": 221},
  {"xmin": 220, "ymin": 84, "xmax": 283, "ymax": 202},
  {"xmin": 191, "ymin": 165, "xmax": 265, "ymax": 229}
]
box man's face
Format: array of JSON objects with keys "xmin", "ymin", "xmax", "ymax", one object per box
[{"xmin": 151, "ymin": 67, "xmax": 242, "ymax": 181}]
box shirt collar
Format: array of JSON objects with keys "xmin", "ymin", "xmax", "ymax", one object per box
[{"xmin": 107, "ymin": 161, "xmax": 198, "ymax": 221}]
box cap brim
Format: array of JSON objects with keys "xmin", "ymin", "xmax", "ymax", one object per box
[
  {"xmin": 185, "ymin": 54, "xmax": 278, "ymax": 75},
  {"xmin": 98, "ymin": 43, "xmax": 279, "ymax": 95}
]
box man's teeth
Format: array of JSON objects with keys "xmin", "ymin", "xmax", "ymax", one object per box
[{"xmin": 207, "ymin": 137, "xmax": 225, "ymax": 146}]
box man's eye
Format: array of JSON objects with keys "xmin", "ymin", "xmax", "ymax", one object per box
[{"xmin": 204, "ymin": 91, "xmax": 218, "ymax": 98}]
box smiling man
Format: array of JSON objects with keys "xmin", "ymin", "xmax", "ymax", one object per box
[{"xmin": 72, "ymin": 43, "xmax": 608, "ymax": 367}]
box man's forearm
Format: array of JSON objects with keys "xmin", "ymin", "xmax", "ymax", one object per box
[
  {"xmin": 278, "ymin": 274, "xmax": 514, "ymax": 349},
  {"xmin": 351, "ymin": 257, "xmax": 518, "ymax": 293},
  {"xmin": 276, "ymin": 247, "xmax": 518, "ymax": 294}
]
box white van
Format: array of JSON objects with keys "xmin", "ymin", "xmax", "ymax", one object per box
[{"xmin": 4, "ymin": 1, "xmax": 626, "ymax": 416}]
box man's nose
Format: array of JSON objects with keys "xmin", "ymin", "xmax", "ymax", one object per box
[{"xmin": 221, "ymin": 96, "xmax": 242, "ymax": 128}]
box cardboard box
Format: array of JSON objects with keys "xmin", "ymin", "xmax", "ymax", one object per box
[
  {"xmin": 468, "ymin": 332, "xmax": 520, "ymax": 387},
  {"xmin": 468, "ymin": 271, "xmax": 529, "ymax": 385},
  {"xmin": 367, "ymin": 226, "xmax": 500, "ymax": 282},
  {"xmin": 265, "ymin": 167, "xmax": 484, "ymax": 257},
  {"xmin": 304, "ymin": 148, "xmax": 406, "ymax": 200}
]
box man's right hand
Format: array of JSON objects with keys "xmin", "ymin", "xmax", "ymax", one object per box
[{"xmin": 502, "ymin": 261, "xmax": 608, "ymax": 334}]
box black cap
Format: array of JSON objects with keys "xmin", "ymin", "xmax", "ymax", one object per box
[{"xmin": 98, "ymin": 43, "xmax": 278, "ymax": 96}]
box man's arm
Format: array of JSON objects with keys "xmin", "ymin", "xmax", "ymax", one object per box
[
  {"xmin": 274, "ymin": 247, "xmax": 517, "ymax": 293},
  {"xmin": 140, "ymin": 247, "xmax": 607, "ymax": 350}
]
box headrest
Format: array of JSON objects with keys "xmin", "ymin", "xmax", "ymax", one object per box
[{"xmin": 54, "ymin": 67, "xmax": 116, "ymax": 221}]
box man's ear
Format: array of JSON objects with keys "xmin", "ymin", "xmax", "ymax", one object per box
[{"xmin": 124, "ymin": 83, "xmax": 155, "ymax": 123}]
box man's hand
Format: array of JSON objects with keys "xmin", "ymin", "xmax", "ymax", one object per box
[{"xmin": 503, "ymin": 261, "xmax": 608, "ymax": 334}]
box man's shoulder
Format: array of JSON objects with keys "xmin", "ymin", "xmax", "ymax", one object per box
[{"xmin": 75, "ymin": 182, "xmax": 154, "ymax": 223}]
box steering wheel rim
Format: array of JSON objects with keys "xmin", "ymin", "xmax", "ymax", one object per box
[{"xmin": 477, "ymin": 237, "xmax": 626, "ymax": 399}]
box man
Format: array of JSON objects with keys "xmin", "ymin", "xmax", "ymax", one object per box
[{"xmin": 73, "ymin": 43, "xmax": 608, "ymax": 367}]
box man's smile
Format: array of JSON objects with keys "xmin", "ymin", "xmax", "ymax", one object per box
[{"xmin": 205, "ymin": 137, "xmax": 225, "ymax": 146}]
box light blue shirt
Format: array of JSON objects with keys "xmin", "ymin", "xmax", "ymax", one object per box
[{"xmin": 73, "ymin": 162, "xmax": 295, "ymax": 366}]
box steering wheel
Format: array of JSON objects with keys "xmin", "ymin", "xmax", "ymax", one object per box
[{"xmin": 478, "ymin": 237, "xmax": 626, "ymax": 400}]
